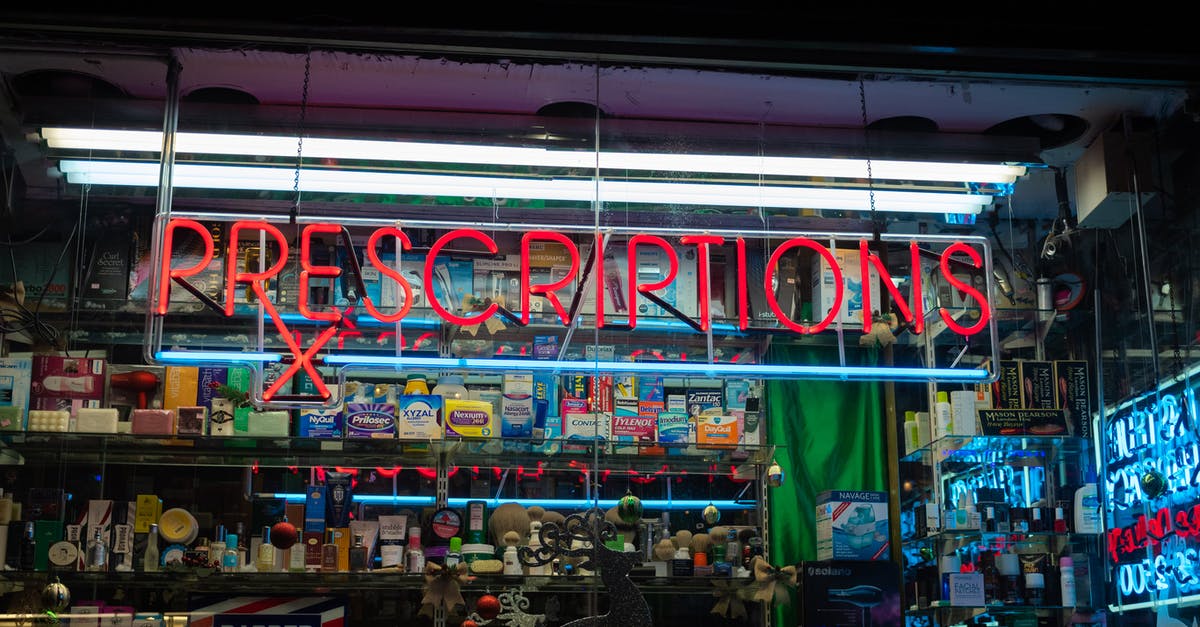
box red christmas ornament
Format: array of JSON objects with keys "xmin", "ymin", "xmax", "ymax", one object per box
[
  {"xmin": 476, "ymin": 594, "xmax": 501, "ymax": 620},
  {"xmin": 461, "ymin": 621, "xmax": 479, "ymax": 627},
  {"xmin": 270, "ymin": 519, "xmax": 299, "ymax": 550}
]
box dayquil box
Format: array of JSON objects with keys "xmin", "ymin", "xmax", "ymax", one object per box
[
  {"xmin": 696, "ymin": 412, "xmax": 740, "ymax": 448},
  {"xmin": 398, "ymin": 395, "xmax": 443, "ymax": 440},
  {"xmin": 444, "ymin": 399, "xmax": 495, "ymax": 438},
  {"xmin": 344, "ymin": 403, "xmax": 397, "ymax": 439}
]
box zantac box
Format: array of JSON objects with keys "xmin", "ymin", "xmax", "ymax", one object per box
[{"xmin": 815, "ymin": 490, "xmax": 890, "ymax": 561}]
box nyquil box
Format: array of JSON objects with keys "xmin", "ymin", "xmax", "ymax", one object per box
[
  {"xmin": 398, "ymin": 395, "xmax": 443, "ymax": 440},
  {"xmin": 815, "ymin": 490, "xmax": 890, "ymax": 561},
  {"xmin": 298, "ymin": 407, "xmax": 343, "ymax": 438},
  {"xmin": 344, "ymin": 403, "xmax": 397, "ymax": 439}
]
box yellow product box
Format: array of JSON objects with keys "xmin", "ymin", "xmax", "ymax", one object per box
[
  {"xmin": 163, "ymin": 366, "xmax": 199, "ymax": 411},
  {"xmin": 444, "ymin": 399, "xmax": 495, "ymax": 438},
  {"xmin": 134, "ymin": 494, "xmax": 162, "ymax": 533},
  {"xmin": 696, "ymin": 411, "xmax": 740, "ymax": 449},
  {"xmin": 332, "ymin": 527, "xmax": 351, "ymax": 572}
]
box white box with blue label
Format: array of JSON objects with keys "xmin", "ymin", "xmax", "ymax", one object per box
[{"xmin": 815, "ymin": 490, "xmax": 890, "ymax": 561}]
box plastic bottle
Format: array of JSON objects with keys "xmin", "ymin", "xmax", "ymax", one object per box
[
  {"xmin": 916, "ymin": 411, "xmax": 931, "ymax": 449},
  {"xmin": 939, "ymin": 554, "xmax": 961, "ymax": 601},
  {"xmin": 405, "ymin": 526, "xmax": 425, "ymax": 573},
  {"xmin": 403, "ymin": 375, "xmax": 430, "ymax": 396},
  {"xmin": 934, "ymin": 391, "xmax": 953, "ymax": 440},
  {"xmin": 1060, "ymin": 556, "xmax": 1076, "ymax": 607},
  {"xmin": 444, "ymin": 536, "xmax": 462, "ymax": 569},
  {"xmin": 432, "ymin": 375, "xmax": 469, "ymax": 401},
  {"xmin": 502, "ymin": 544, "xmax": 521, "ymax": 575},
  {"xmin": 1074, "ymin": 473, "xmax": 1101, "ymax": 534},
  {"xmin": 903, "ymin": 411, "xmax": 920, "ymax": 455}
]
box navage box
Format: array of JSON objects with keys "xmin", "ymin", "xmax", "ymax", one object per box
[{"xmin": 815, "ymin": 490, "xmax": 890, "ymax": 561}]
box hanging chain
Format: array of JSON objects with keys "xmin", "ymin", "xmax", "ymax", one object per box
[
  {"xmin": 1167, "ymin": 277, "xmax": 1185, "ymax": 375},
  {"xmin": 290, "ymin": 49, "xmax": 312, "ymax": 225},
  {"xmin": 858, "ymin": 77, "xmax": 879, "ymax": 233}
]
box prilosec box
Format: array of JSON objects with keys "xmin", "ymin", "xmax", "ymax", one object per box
[
  {"xmin": 344, "ymin": 403, "xmax": 396, "ymax": 439},
  {"xmin": 816, "ymin": 490, "xmax": 890, "ymax": 561}
]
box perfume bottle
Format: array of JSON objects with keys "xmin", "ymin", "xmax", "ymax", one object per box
[
  {"xmin": 85, "ymin": 528, "xmax": 108, "ymax": 572},
  {"xmin": 256, "ymin": 526, "xmax": 275, "ymax": 572},
  {"xmin": 349, "ymin": 533, "xmax": 369, "ymax": 572},
  {"xmin": 222, "ymin": 533, "xmax": 240, "ymax": 571},
  {"xmin": 210, "ymin": 525, "xmax": 227, "ymax": 571},
  {"xmin": 235, "ymin": 522, "xmax": 248, "ymax": 566},
  {"xmin": 321, "ymin": 529, "xmax": 339, "ymax": 573},
  {"xmin": 143, "ymin": 524, "xmax": 160, "ymax": 572}
]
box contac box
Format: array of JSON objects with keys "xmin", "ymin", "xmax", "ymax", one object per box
[{"xmin": 815, "ymin": 490, "xmax": 890, "ymax": 561}]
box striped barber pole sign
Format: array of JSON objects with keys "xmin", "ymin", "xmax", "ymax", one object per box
[{"xmin": 186, "ymin": 596, "xmax": 345, "ymax": 627}]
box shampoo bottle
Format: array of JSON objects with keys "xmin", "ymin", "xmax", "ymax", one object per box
[
  {"xmin": 903, "ymin": 411, "xmax": 920, "ymax": 455},
  {"xmin": 1074, "ymin": 473, "xmax": 1101, "ymax": 534},
  {"xmin": 934, "ymin": 392, "xmax": 953, "ymax": 440}
]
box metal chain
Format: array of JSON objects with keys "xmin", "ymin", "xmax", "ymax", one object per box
[
  {"xmin": 291, "ymin": 49, "xmax": 312, "ymax": 224},
  {"xmin": 858, "ymin": 77, "xmax": 879, "ymax": 231},
  {"xmin": 1167, "ymin": 277, "xmax": 1185, "ymax": 374}
]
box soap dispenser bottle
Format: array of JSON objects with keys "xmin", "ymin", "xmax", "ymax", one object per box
[{"xmin": 1074, "ymin": 472, "xmax": 1101, "ymax": 534}]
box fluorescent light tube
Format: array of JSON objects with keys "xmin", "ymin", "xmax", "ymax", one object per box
[
  {"xmin": 43, "ymin": 127, "xmax": 1028, "ymax": 184},
  {"xmin": 60, "ymin": 160, "xmax": 992, "ymax": 214}
]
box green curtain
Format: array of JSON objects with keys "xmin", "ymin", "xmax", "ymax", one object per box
[{"xmin": 767, "ymin": 344, "xmax": 888, "ymax": 626}]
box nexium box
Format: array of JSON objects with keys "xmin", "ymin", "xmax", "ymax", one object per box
[{"xmin": 815, "ymin": 490, "xmax": 890, "ymax": 561}]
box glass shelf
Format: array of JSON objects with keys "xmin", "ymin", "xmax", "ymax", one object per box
[
  {"xmin": 900, "ymin": 434, "xmax": 1090, "ymax": 466},
  {"xmin": 907, "ymin": 603, "xmax": 1080, "ymax": 613},
  {"xmin": 901, "ymin": 530, "xmax": 1101, "ymax": 550},
  {"xmin": 0, "ymin": 569, "xmax": 755, "ymax": 595},
  {"xmin": 0, "ymin": 432, "xmax": 777, "ymax": 472}
]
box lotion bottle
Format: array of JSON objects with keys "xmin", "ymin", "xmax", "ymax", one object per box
[
  {"xmin": 903, "ymin": 411, "xmax": 920, "ymax": 455},
  {"xmin": 1060, "ymin": 555, "xmax": 1077, "ymax": 607},
  {"xmin": 1074, "ymin": 472, "xmax": 1101, "ymax": 534},
  {"xmin": 256, "ymin": 526, "xmax": 275, "ymax": 572},
  {"xmin": 934, "ymin": 391, "xmax": 953, "ymax": 440}
]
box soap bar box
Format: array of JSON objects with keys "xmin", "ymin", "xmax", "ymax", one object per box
[{"xmin": 815, "ymin": 490, "xmax": 890, "ymax": 561}]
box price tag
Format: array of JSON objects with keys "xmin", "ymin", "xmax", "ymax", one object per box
[{"xmin": 949, "ymin": 573, "xmax": 985, "ymax": 606}]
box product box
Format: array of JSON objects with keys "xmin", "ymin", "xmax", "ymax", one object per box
[
  {"xmin": 0, "ymin": 356, "xmax": 32, "ymax": 430},
  {"xmin": 1055, "ymin": 360, "xmax": 1092, "ymax": 439},
  {"xmin": 815, "ymin": 490, "xmax": 890, "ymax": 561},
  {"xmin": 0, "ymin": 243, "xmax": 71, "ymax": 311},
  {"xmin": 175, "ymin": 406, "xmax": 206, "ymax": 435},
  {"xmin": 162, "ymin": 366, "xmax": 199, "ymax": 411},
  {"xmin": 611, "ymin": 404, "xmax": 655, "ymax": 453},
  {"xmin": 801, "ymin": 560, "xmax": 902, "ymax": 627},
  {"xmin": 565, "ymin": 411, "xmax": 611, "ymax": 445},
  {"xmin": 303, "ymin": 531, "xmax": 324, "ymax": 569},
  {"xmin": 106, "ymin": 365, "xmax": 166, "ymax": 418},
  {"xmin": 685, "ymin": 389, "xmax": 723, "ymax": 418},
  {"xmin": 344, "ymin": 403, "xmax": 397, "ymax": 439},
  {"xmin": 994, "ymin": 361, "xmax": 1022, "ymax": 409},
  {"xmin": 134, "ymin": 495, "xmax": 162, "ymax": 534},
  {"xmin": 637, "ymin": 376, "xmax": 664, "ymax": 403},
  {"xmin": 196, "ymin": 367, "xmax": 228, "ymax": 408},
  {"xmin": 29, "ymin": 487, "xmax": 65, "ymax": 521},
  {"xmin": 130, "ymin": 409, "xmax": 175, "ymax": 435},
  {"xmin": 588, "ymin": 375, "xmax": 614, "ymax": 413},
  {"xmin": 1019, "ymin": 360, "xmax": 1056, "ymax": 409},
  {"xmin": 696, "ymin": 412, "xmax": 740, "ymax": 448},
  {"xmin": 304, "ymin": 486, "xmax": 326, "ymax": 533},
  {"xmin": 31, "ymin": 355, "xmax": 106, "ymax": 401},
  {"xmin": 977, "ymin": 408, "xmax": 1069, "ymax": 436},
  {"xmin": 130, "ymin": 219, "xmax": 226, "ymax": 311},
  {"xmin": 501, "ymin": 373, "xmax": 535, "ymax": 438},
  {"xmin": 81, "ymin": 235, "xmax": 131, "ymax": 307},
  {"xmin": 812, "ymin": 248, "xmax": 881, "ymax": 327},
  {"xmin": 444, "ymin": 399, "xmax": 495, "ymax": 438},
  {"xmin": 473, "ymin": 254, "xmax": 522, "ymax": 308},
  {"xmin": 627, "ymin": 242, "xmax": 699, "ymax": 320},
  {"xmin": 298, "ymin": 407, "xmax": 343, "ymax": 438},
  {"xmin": 397, "ymin": 395, "xmax": 442, "ymax": 440},
  {"xmin": 377, "ymin": 514, "xmax": 408, "ymax": 568},
  {"xmin": 525, "ymin": 238, "xmax": 579, "ymax": 324},
  {"xmin": 656, "ymin": 411, "xmax": 690, "ymax": 452}
]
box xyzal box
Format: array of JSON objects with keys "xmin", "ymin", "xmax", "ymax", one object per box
[
  {"xmin": 815, "ymin": 490, "xmax": 890, "ymax": 561},
  {"xmin": 397, "ymin": 395, "xmax": 442, "ymax": 440}
]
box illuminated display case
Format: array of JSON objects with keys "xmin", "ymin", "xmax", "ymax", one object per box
[{"xmin": 898, "ymin": 433, "xmax": 1106, "ymax": 627}]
